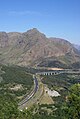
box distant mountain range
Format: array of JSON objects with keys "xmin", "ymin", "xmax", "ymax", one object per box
[
  {"xmin": 0, "ymin": 28, "xmax": 80, "ymax": 68},
  {"xmin": 73, "ymin": 44, "xmax": 80, "ymax": 51}
]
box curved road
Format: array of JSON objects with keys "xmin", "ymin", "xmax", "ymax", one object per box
[{"xmin": 18, "ymin": 75, "xmax": 38, "ymax": 106}]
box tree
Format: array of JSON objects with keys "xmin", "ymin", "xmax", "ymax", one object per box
[{"xmin": 62, "ymin": 84, "xmax": 80, "ymax": 119}]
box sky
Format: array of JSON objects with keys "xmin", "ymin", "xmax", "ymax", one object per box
[{"xmin": 0, "ymin": 0, "xmax": 80, "ymax": 44}]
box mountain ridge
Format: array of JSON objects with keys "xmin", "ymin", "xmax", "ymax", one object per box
[
  {"xmin": 73, "ymin": 44, "xmax": 80, "ymax": 51},
  {"xmin": 0, "ymin": 28, "xmax": 80, "ymax": 68}
]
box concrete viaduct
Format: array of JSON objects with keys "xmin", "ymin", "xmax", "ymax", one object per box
[
  {"xmin": 36, "ymin": 71, "xmax": 64, "ymax": 75},
  {"xmin": 36, "ymin": 69, "xmax": 80, "ymax": 76}
]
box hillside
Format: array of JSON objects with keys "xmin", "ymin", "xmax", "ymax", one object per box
[
  {"xmin": 74, "ymin": 44, "xmax": 80, "ymax": 51},
  {"xmin": 0, "ymin": 28, "xmax": 80, "ymax": 68}
]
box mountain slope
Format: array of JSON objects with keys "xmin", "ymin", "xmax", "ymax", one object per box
[
  {"xmin": 0, "ymin": 28, "xmax": 80, "ymax": 68},
  {"xmin": 73, "ymin": 44, "xmax": 80, "ymax": 51}
]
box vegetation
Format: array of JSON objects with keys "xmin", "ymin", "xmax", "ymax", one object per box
[
  {"xmin": 0, "ymin": 94, "xmax": 18, "ymax": 119},
  {"xmin": 0, "ymin": 65, "xmax": 80, "ymax": 118},
  {"xmin": 42, "ymin": 73, "xmax": 80, "ymax": 90},
  {"xmin": 38, "ymin": 60, "xmax": 68, "ymax": 68},
  {"xmin": 0, "ymin": 65, "xmax": 33, "ymax": 101},
  {"xmin": 56, "ymin": 84, "xmax": 80, "ymax": 119},
  {"xmin": 70, "ymin": 62, "xmax": 80, "ymax": 69}
]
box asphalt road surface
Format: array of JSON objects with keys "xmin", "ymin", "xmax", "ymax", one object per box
[{"xmin": 18, "ymin": 75, "xmax": 38, "ymax": 106}]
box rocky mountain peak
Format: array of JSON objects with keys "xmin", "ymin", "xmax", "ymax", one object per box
[
  {"xmin": 0, "ymin": 28, "xmax": 80, "ymax": 67},
  {"xmin": 23, "ymin": 28, "xmax": 46, "ymax": 38},
  {"xmin": 26, "ymin": 28, "xmax": 40, "ymax": 34}
]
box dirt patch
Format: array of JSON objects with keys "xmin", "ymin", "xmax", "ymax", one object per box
[{"xmin": 9, "ymin": 84, "xmax": 23, "ymax": 91}]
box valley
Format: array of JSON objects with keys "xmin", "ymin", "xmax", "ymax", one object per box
[
  {"xmin": 0, "ymin": 64, "xmax": 80, "ymax": 118},
  {"xmin": 0, "ymin": 28, "xmax": 80, "ymax": 119}
]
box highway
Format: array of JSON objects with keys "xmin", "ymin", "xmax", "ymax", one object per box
[
  {"xmin": 18, "ymin": 75, "xmax": 38, "ymax": 106},
  {"xmin": 18, "ymin": 68, "xmax": 80, "ymax": 108}
]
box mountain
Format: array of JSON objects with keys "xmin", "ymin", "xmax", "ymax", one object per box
[
  {"xmin": 0, "ymin": 28, "xmax": 80, "ymax": 68},
  {"xmin": 73, "ymin": 44, "xmax": 80, "ymax": 51}
]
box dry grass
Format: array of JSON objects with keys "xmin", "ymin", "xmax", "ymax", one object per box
[{"xmin": 39, "ymin": 87, "xmax": 54, "ymax": 105}]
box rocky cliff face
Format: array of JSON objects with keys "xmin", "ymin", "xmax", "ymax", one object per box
[
  {"xmin": 0, "ymin": 32, "xmax": 9, "ymax": 48},
  {"xmin": 0, "ymin": 28, "xmax": 80, "ymax": 67}
]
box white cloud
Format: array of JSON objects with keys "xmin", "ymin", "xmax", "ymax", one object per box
[{"xmin": 8, "ymin": 10, "xmax": 42, "ymax": 16}]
